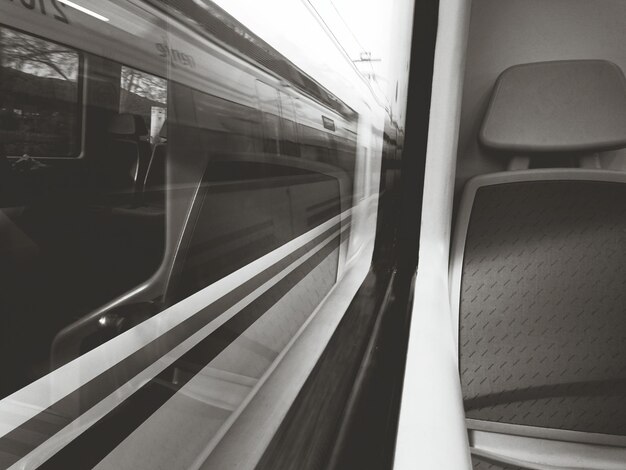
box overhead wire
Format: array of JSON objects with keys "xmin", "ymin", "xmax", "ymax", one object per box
[
  {"xmin": 329, "ymin": 0, "xmax": 389, "ymax": 107},
  {"xmin": 328, "ymin": 0, "xmax": 367, "ymax": 53},
  {"xmin": 302, "ymin": 0, "xmax": 388, "ymax": 110}
]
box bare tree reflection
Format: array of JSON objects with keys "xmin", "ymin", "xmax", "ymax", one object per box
[
  {"xmin": 121, "ymin": 66, "xmax": 167, "ymax": 105},
  {"xmin": 1, "ymin": 28, "xmax": 78, "ymax": 81},
  {"xmin": 0, "ymin": 28, "xmax": 79, "ymax": 157}
]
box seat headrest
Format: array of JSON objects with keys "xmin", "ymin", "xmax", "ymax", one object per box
[
  {"xmin": 480, "ymin": 60, "xmax": 626, "ymax": 153},
  {"xmin": 108, "ymin": 114, "xmax": 149, "ymax": 137}
]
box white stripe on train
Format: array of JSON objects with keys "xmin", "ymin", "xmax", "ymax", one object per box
[
  {"xmin": 6, "ymin": 223, "xmax": 348, "ymax": 470},
  {"xmin": 0, "ymin": 208, "xmax": 352, "ymax": 441}
]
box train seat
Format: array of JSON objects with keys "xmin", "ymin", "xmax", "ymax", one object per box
[
  {"xmin": 143, "ymin": 120, "xmax": 167, "ymax": 202},
  {"xmin": 103, "ymin": 113, "xmax": 151, "ymax": 197},
  {"xmin": 480, "ymin": 60, "xmax": 626, "ymax": 170},
  {"xmin": 452, "ymin": 60, "xmax": 626, "ymax": 438}
]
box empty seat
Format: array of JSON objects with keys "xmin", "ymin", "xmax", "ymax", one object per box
[
  {"xmin": 480, "ymin": 60, "xmax": 626, "ymax": 155},
  {"xmin": 143, "ymin": 120, "xmax": 167, "ymax": 195},
  {"xmin": 102, "ymin": 113, "xmax": 151, "ymax": 197},
  {"xmin": 452, "ymin": 60, "xmax": 626, "ymax": 438}
]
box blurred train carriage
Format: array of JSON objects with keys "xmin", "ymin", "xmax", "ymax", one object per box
[
  {"xmin": 0, "ymin": 0, "xmax": 401, "ymax": 468},
  {"xmin": 6, "ymin": 0, "xmax": 623, "ymax": 469}
]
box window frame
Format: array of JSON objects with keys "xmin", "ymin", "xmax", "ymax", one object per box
[
  {"xmin": 0, "ymin": 23, "xmax": 86, "ymax": 160},
  {"xmin": 119, "ymin": 63, "xmax": 169, "ymax": 143}
]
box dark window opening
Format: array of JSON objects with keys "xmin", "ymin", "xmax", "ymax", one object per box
[{"xmin": 0, "ymin": 26, "xmax": 81, "ymax": 158}]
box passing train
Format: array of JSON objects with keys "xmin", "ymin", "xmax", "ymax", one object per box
[
  {"xmin": 8, "ymin": 0, "xmax": 626, "ymax": 469},
  {"xmin": 0, "ymin": 0, "xmax": 402, "ymax": 468}
]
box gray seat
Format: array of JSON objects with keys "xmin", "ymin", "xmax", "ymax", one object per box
[
  {"xmin": 451, "ymin": 60, "xmax": 626, "ymax": 439},
  {"xmin": 103, "ymin": 113, "xmax": 151, "ymax": 196},
  {"xmin": 143, "ymin": 120, "xmax": 167, "ymax": 197}
]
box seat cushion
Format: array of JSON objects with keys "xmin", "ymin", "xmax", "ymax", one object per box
[{"xmin": 459, "ymin": 178, "xmax": 626, "ymax": 435}]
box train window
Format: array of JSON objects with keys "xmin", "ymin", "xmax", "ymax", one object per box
[
  {"xmin": 279, "ymin": 91, "xmax": 300, "ymax": 157},
  {"xmin": 172, "ymin": 162, "xmax": 290, "ymax": 301},
  {"xmin": 256, "ymin": 80, "xmax": 281, "ymax": 155},
  {"xmin": 0, "ymin": 26, "xmax": 81, "ymax": 158},
  {"xmin": 0, "ymin": 38, "xmax": 168, "ymax": 399},
  {"xmin": 193, "ymin": 89, "xmax": 261, "ymax": 154},
  {"xmin": 120, "ymin": 65, "xmax": 167, "ymax": 143},
  {"xmin": 170, "ymin": 84, "xmax": 340, "ymax": 301},
  {"xmin": 336, "ymin": 134, "xmax": 357, "ymax": 173},
  {"xmin": 299, "ymin": 122, "xmax": 330, "ymax": 163}
]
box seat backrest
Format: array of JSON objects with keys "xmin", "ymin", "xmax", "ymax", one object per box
[
  {"xmin": 452, "ymin": 60, "xmax": 626, "ymax": 439},
  {"xmin": 480, "ymin": 60, "xmax": 626, "ymax": 170},
  {"xmin": 103, "ymin": 113, "xmax": 150, "ymax": 195}
]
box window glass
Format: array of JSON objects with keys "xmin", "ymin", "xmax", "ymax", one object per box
[
  {"xmin": 0, "ymin": 44, "xmax": 168, "ymax": 399},
  {"xmin": 120, "ymin": 65, "xmax": 167, "ymax": 144},
  {"xmin": 299, "ymin": 123, "xmax": 329, "ymax": 162},
  {"xmin": 256, "ymin": 80, "xmax": 281, "ymax": 155},
  {"xmin": 279, "ymin": 91, "xmax": 299, "ymax": 157},
  {"xmin": 193, "ymin": 89, "xmax": 261, "ymax": 154},
  {"xmin": 172, "ymin": 159, "xmax": 340, "ymax": 302},
  {"xmin": 0, "ymin": 27, "xmax": 81, "ymax": 157}
]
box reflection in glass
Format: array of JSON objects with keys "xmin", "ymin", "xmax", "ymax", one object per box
[
  {"xmin": 0, "ymin": 28, "xmax": 80, "ymax": 157},
  {"xmin": 120, "ymin": 65, "xmax": 167, "ymax": 143}
]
